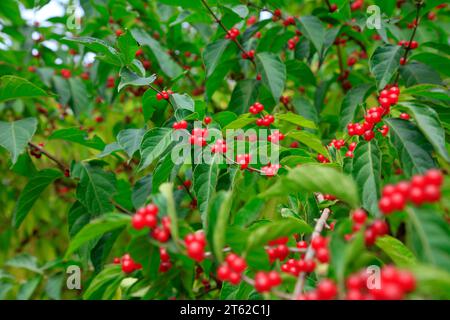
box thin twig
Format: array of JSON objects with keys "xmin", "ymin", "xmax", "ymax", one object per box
[
  {"xmin": 176, "ymin": 175, "xmax": 196, "ymax": 201},
  {"xmin": 292, "ymin": 193, "xmax": 330, "ymax": 299},
  {"xmin": 28, "ymin": 142, "xmax": 67, "ymax": 171}
]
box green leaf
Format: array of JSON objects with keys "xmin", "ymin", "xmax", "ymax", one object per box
[
  {"xmin": 297, "ymin": 16, "xmax": 325, "ymax": 54},
  {"xmin": 49, "ymin": 127, "xmax": 105, "ymax": 151},
  {"xmin": 68, "ymin": 77, "xmax": 90, "ymax": 117},
  {"xmin": 152, "ymin": 154, "xmax": 175, "ymax": 193},
  {"xmin": 12, "ymin": 169, "xmax": 62, "ymax": 228},
  {"xmin": 375, "ymin": 235, "xmax": 417, "ymax": 267},
  {"xmin": 232, "ymin": 198, "xmax": 265, "ymax": 227},
  {"xmin": 411, "ymin": 264, "xmax": 450, "ymax": 299},
  {"xmin": 401, "ymin": 84, "xmax": 450, "ymax": 101},
  {"xmin": 222, "ymin": 114, "xmax": 254, "ymax": 130},
  {"xmin": 117, "ymin": 31, "xmax": 139, "ymax": 65},
  {"xmin": 209, "ymin": 191, "xmax": 233, "ymax": 262},
  {"xmin": 385, "ymin": 118, "xmax": 436, "ymax": 177},
  {"xmin": 65, "ymin": 213, "xmax": 130, "ymax": 259},
  {"xmin": 256, "ymin": 52, "xmax": 286, "ymax": 102},
  {"xmin": 203, "ymin": 39, "xmax": 231, "ymax": 77},
  {"xmin": 246, "ymin": 218, "xmax": 312, "ymax": 251},
  {"xmin": 276, "ymin": 112, "xmax": 316, "ymax": 129},
  {"xmin": 285, "ymin": 60, "xmax": 316, "ymax": 86},
  {"xmin": 6, "ymin": 254, "xmax": 42, "ymax": 274},
  {"xmin": 118, "ymin": 67, "xmax": 156, "ymax": 91},
  {"xmin": 0, "ymin": 117, "xmax": 37, "ymax": 165},
  {"xmin": 399, "ymin": 102, "xmax": 450, "ymax": 162},
  {"xmin": 292, "ymin": 97, "xmax": 319, "ymax": 125},
  {"xmin": 406, "ymin": 207, "xmax": 450, "ymax": 270},
  {"xmin": 68, "ymin": 201, "xmax": 90, "ymax": 238},
  {"xmin": 76, "ymin": 162, "xmax": 117, "ymax": 215},
  {"xmin": 400, "ymin": 61, "xmax": 442, "ymax": 87},
  {"xmin": 83, "ymin": 265, "xmax": 123, "ymax": 300},
  {"xmin": 369, "ymin": 44, "xmax": 403, "ymax": 89},
  {"xmin": 193, "ymin": 157, "xmax": 219, "ymax": 226},
  {"xmin": 352, "ymin": 141, "xmax": 382, "ymax": 216},
  {"xmin": 159, "ymin": 182, "xmax": 179, "ymax": 243},
  {"xmin": 131, "ymin": 28, "xmax": 182, "ymax": 78},
  {"xmin": 411, "ymin": 52, "xmax": 450, "ymax": 78},
  {"xmin": 0, "ymin": 75, "xmax": 48, "ymax": 102},
  {"xmin": 263, "ymin": 164, "xmax": 360, "ymax": 208},
  {"xmin": 138, "ymin": 128, "xmax": 173, "ymax": 170},
  {"xmin": 117, "ymin": 128, "xmax": 146, "ymax": 158},
  {"xmin": 17, "ymin": 277, "xmax": 41, "ymax": 300},
  {"xmin": 132, "ymin": 175, "xmax": 152, "ymax": 209},
  {"xmin": 170, "ymin": 93, "xmax": 195, "ymax": 113},
  {"xmin": 287, "ymin": 131, "xmax": 328, "ymax": 155},
  {"xmin": 228, "ymin": 79, "xmax": 259, "ymax": 115},
  {"xmin": 339, "ymin": 84, "xmax": 374, "ymax": 130},
  {"xmin": 63, "ymin": 37, "xmax": 122, "ymax": 66}
]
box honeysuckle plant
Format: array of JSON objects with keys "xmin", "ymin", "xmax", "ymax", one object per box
[{"xmin": 0, "ymin": 0, "xmax": 449, "ymax": 300}]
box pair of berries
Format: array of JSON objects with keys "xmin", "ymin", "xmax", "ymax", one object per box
[
  {"xmin": 261, "ymin": 163, "xmax": 281, "ymax": 177},
  {"xmin": 362, "ymin": 219, "xmax": 389, "ymax": 246},
  {"xmin": 156, "ymin": 90, "xmax": 172, "ymax": 100},
  {"xmin": 241, "ymin": 50, "xmax": 255, "ymax": 60},
  {"xmin": 266, "ymin": 237, "xmax": 289, "ymax": 263},
  {"xmin": 398, "ymin": 40, "xmax": 418, "ymax": 49},
  {"xmin": 236, "ymin": 154, "xmax": 251, "ymax": 170},
  {"xmin": 151, "ymin": 216, "xmax": 171, "ymax": 243},
  {"xmin": 282, "ymin": 16, "xmax": 295, "ymax": 26},
  {"xmin": 279, "ymin": 95, "xmax": 290, "ymax": 105},
  {"xmin": 189, "ymin": 128, "xmax": 209, "ymax": 147},
  {"xmin": 185, "ymin": 232, "xmax": 206, "ymax": 262},
  {"xmin": 254, "ymin": 271, "xmax": 282, "ymax": 293},
  {"xmin": 249, "ymin": 102, "xmax": 264, "ymax": 115},
  {"xmin": 317, "ymin": 153, "xmax": 330, "ymax": 163},
  {"xmin": 347, "ymin": 55, "xmax": 358, "ymax": 66},
  {"xmin": 345, "ymin": 141, "xmax": 358, "ymax": 158},
  {"xmin": 287, "ymin": 36, "xmax": 300, "ymax": 50},
  {"xmin": 281, "ymin": 258, "xmax": 316, "ymax": 276},
  {"xmin": 311, "ymin": 235, "xmax": 330, "ymax": 263},
  {"xmin": 379, "ymin": 169, "xmax": 443, "ymax": 214},
  {"xmin": 115, "ymin": 254, "xmax": 142, "ymax": 274},
  {"xmin": 267, "ymin": 131, "xmax": 285, "ymax": 143},
  {"xmin": 297, "ymin": 279, "xmax": 338, "ymax": 300},
  {"xmin": 131, "ymin": 204, "xmax": 159, "ymax": 230},
  {"xmin": 61, "ymin": 69, "xmax": 71, "ymax": 79},
  {"xmin": 217, "ymin": 253, "xmax": 247, "ymax": 285},
  {"xmin": 329, "ymin": 139, "xmax": 345, "ymax": 150},
  {"xmin": 172, "ymin": 120, "xmax": 188, "ymax": 130},
  {"xmin": 256, "ymin": 114, "xmax": 274, "ymax": 127},
  {"xmin": 225, "ymin": 28, "xmax": 240, "ymax": 40},
  {"xmin": 30, "ymin": 142, "xmax": 44, "ymax": 159},
  {"xmin": 211, "ymin": 139, "xmax": 227, "ymax": 153},
  {"xmin": 159, "ymin": 247, "xmax": 172, "ymax": 272}
]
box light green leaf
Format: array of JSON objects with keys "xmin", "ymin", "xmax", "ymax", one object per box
[
  {"xmin": 276, "ymin": 112, "xmax": 316, "ymax": 129},
  {"xmin": 138, "ymin": 128, "xmax": 173, "ymax": 170},
  {"xmin": 194, "ymin": 156, "xmax": 219, "ymax": 226},
  {"xmin": 63, "ymin": 37, "xmax": 122, "ymax": 66},
  {"xmin": 49, "ymin": 127, "xmax": 105, "ymax": 151},
  {"xmin": 118, "ymin": 67, "xmax": 156, "ymax": 91},
  {"xmin": 288, "ymin": 131, "xmax": 328, "ymax": 155},
  {"xmin": 0, "ymin": 75, "xmax": 48, "ymax": 102},
  {"xmin": 375, "ymin": 235, "xmax": 417, "ymax": 267},
  {"xmin": 117, "ymin": 128, "xmax": 146, "ymax": 158},
  {"xmin": 0, "ymin": 117, "xmax": 37, "ymax": 165}
]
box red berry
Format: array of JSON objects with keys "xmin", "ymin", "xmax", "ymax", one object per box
[
  {"xmin": 186, "ymin": 241, "xmax": 205, "ymax": 262},
  {"xmin": 204, "ymin": 116, "xmax": 212, "ymax": 124},
  {"xmin": 316, "ymin": 248, "xmax": 330, "ymax": 263},
  {"xmin": 254, "ymin": 272, "xmax": 271, "ymax": 292},
  {"xmin": 399, "ymin": 113, "xmax": 410, "ymax": 120},
  {"xmin": 311, "ymin": 236, "xmax": 327, "ymax": 250},
  {"xmin": 372, "ymin": 220, "xmax": 389, "ymax": 236},
  {"xmin": 122, "ymin": 259, "xmax": 135, "ymax": 273},
  {"xmin": 396, "ymin": 271, "xmax": 416, "ymax": 292},
  {"xmin": 364, "ymin": 228, "xmax": 377, "ymax": 246},
  {"xmin": 132, "ymin": 214, "xmax": 146, "ymax": 230},
  {"xmin": 424, "ymin": 169, "xmax": 443, "ymax": 186},
  {"xmin": 423, "ymin": 184, "xmax": 441, "ymax": 202},
  {"xmin": 217, "ymin": 265, "xmax": 231, "ymax": 281},
  {"xmin": 317, "ymin": 279, "xmax": 337, "ymax": 300},
  {"xmin": 352, "ymin": 209, "xmax": 367, "ymax": 224},
  {"xmin": 379, "ymin": 197, "xmax": 394, "ymax": 215}
]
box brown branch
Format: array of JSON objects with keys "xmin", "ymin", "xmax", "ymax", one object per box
[
  {"xmin": 201, "ymin": 0, "xmax": 256, "ymax": 68},
  {"xmin": 28, "ymin": 142, "xmax": 67, "ymax": 171},
  {"xmin": 394, "ymin": 1, "xmax": 423, "ymax": 83}
]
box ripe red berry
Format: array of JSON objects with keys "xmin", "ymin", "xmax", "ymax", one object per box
[
  {"xmin": 372, "ymin": 220, "xmax": 389, "ymax": 236},
  {"xmin": 122, "ymin": 259, "xmax": 135, "ymax": 273},
  {"xmin": 316, "ymin": 248, "xmax": 330, "ymax": 263},
  {"xmin": 424, "ymin": 169, "xmax": 443, "ymax": 186},
  {"xmin": 217, "ymin": 265, "xmax": 231, "ymax": 281},
  {"xmin": 204, "ymin": 116, "xmax": 212, "ymax": 125},
  {"xmin": 317, "ymin": 279, "xmax": 337, "ymax": 300},
  {"xmin": 132, "ymin": 214, "xmax": 146, "ymax": 230},
  {"xmin": 399, "ymin": 113, "xmax": 410, "ymax": 120},
  {"xmin": 396, "ymin": 270, "xmax": 416, "ymax": 292},
  {"xmin": 379, "ymin": 197, "xmax": 394, "ymax": 215},
  {"xmin": 352, "ymin": 209, "xmax": 367, "ymax": 224},
  {"xmin": 311, "ymin": 235, "xmax": 327, "ymax": 250}
]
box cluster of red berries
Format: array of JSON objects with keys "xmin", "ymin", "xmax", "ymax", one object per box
[
  {"xmin": 249, "ymin": 102, "xmax": 264, "ymax": 115},
  {"xmin": 236, "ymin": 154, "xmax": 251, "ymax": 170},
  {"xmin": 30, "ymin": 142, "xmax": 44, "ymax": 159},
  {"xmin": 267, "ymin": 130, "xmax": 285, "ymax": 143},
  {"xmin": 261, "ymin": 163, "xmax": 281, "ymax": 177},
  {"xmin": 287, "ymin": 35, "xmax": 300, "ymax": 50},
  {"xmin": 266, "ymin": 237, "xmax": 289, "ymax": 263},
  {"xmin": 345, "ymin": 266, "xmax": 415, "ymax": 300},
  {"xmin": 106, "ymin": 76, "xmax": 115, "ymax": 88},
  {"xmin": 172, "ymin": 120, "xmax": 188, "ymax": 130},
  {"xmin": 225, "ymin": 28, "xmax": 240, "ymax": 40},
  {"xmin": 317, "ymin": 153, "xmax": 330, "ymax": 163},
  {"xmin": 255, "ymin": 114, "xmax": 274, "ymax": 127},
  {"xmin": 189, "ymin": 128, "xmax": 209, "ymax": 147},
  {"xmin": 217, "ymin": 253, "xmax": 247, "ymax": 285},
  {"xmin": 279, "ymin": 95, "xmax": 290, "ymax": 105},
  {"xmin": 156, "ymin": 90, "xmax": 172, "ymax": 100},
  {"xmin": 114, "ymin": 254, "xmax": 142, "ymax": 274},
  {"xmin": 159, "ymin": 247, "xmax": 172, "ymax": 272},
  {"xmin": 281, "ymin": 258, "xmax": 316, "ymax": 277},
  {"xmin": 131, "ymin": 204, "xmax": 159, "ymax": 230},
  {"xmin": 379, "ymin": 169, "xmax": 443, "ymax": 215},
  {"xmin": 398, "ymin": 40, "xmax": 419, "ymax": 50},
  {"xmin": 282, "ymin": 16, "xmax": 295, "ymax": 27},
  {"xmin": 241, "ymin": 50, "xmax": 255, "ymax": 60},
  {"xmin": 151, "ymin": 216, "xmax": 171, "ymax": 243},
  {"xmin": 211, "ymin": 139, "xmax": 227, "ymax": 153},
  {"xmin": 185, "ymin": 232, "xmax": 206, "ymax": 262},
  {"xmin": 254, "ymin": 271, "xmax": 282, "ymax": 293},
  {"xmin": 61, "ymin": 69, "xmax": 71, "ymax": 79},
  {"xmin": 311, "ymin": 235, "xmax": 330, "ymax": 263},
  {"xmin": 298, "ymin": 279, "xmax": 338, "ymax": 300},
  {"xmin": 347, "ymin": 85, "xmax": 399, "ymax": 141}
]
